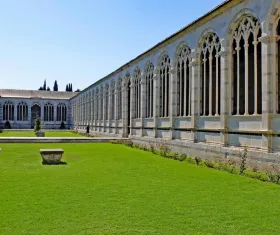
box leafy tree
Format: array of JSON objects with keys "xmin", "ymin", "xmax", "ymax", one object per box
[
  {"xmin": 47, "ymin": 87, "xmax": 50, "ymax": 91},
  {"xmin": 53, "ymin": 80, "xmax": 58, "ymax": 91},
  {"xmin": 66, "ymin": 84, "xmax": 69, "ymax": 92},
  {"xmin": 38, "ymin": 87, "xmax": 43, "ymax": 91},
  {"xmin": 75, "ymin": 89, "xmax": 80, "ymax": 92}
]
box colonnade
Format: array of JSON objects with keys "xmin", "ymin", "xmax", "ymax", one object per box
[{"xmin": 71, "ymin": 9, "xmax": 280, "ymax": 152}]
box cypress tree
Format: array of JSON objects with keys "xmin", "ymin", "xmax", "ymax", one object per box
[{"xmin": 53, "ymin": 80, "xmax": 58, "ymax": 91}]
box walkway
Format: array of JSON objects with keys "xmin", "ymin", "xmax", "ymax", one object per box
[{"xmin": 0, "ymin": 137, "xmax": 125, "ymax": 143}]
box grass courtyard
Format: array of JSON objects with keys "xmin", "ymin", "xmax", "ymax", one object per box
[
  {"xmin": 0, "ymin": 131, "xmax": 84, "ymax": 137},
  {"xmin": 1, "ymin": 143, "xmax": 280, "ymax": 234}
]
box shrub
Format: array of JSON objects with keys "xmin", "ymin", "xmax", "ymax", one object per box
[
  {"xmin": 204, "ymin": 159, "xmax": 215, "ymax": 168},
  {"xmin": 171, "ymin": 152, "xmax": 180, "ymax": 160},
  {"xmin": 186, "ymin": 157, "xmax": 197, "ymax": 165},
  {"xmin": 195, "ymin": 157, "xmax": 202, "ymax": 165},
  {"xmin": 178, "ymin": 153, "xmax": 187, "ymax": 162},
  {"xmin": 244, "ymin": 169, "xmax": 269, "ymax": 182},
  {"xmin": 60, "ymin": 121, "xmax": 66, "ymax": 129},
  {"xmin": 156, "ymin": 140, "xmax": 171, "ymax": 158},
  {"xmin": 149, "ymin": 142, "xmax": 156, "ymax": 154},
  {"xmin": 34, "ymin": 118, "xmax": 43, "ymax": 132},
  {"xmin": 271, "ymin": 164, "xmax": 280, "ymax": 184},
  {"xmin": 239, "ymin": 146, "xmax": 248, "ymax": 175},
  {"xmin": 4, "ymin": 121, "xmax": 11, "ymax": 129}
]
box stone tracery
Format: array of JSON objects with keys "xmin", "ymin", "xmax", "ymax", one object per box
[{"xmin": 200, "ymin": 32, "xmax": 221, "ymax": 116}]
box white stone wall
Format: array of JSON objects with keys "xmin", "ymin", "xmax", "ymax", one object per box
[
  {"xmin": 0, "ymin": 97, "xmax": 71, "ymax": 129},
  {"xmin": 71, "ymin": 0, "xmax": 280, "ymax": 154}
]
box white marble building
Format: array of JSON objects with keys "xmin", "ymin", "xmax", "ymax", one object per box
[
  {"xmin": 47, "ymin": 0, "xmax": 280, "ymax": 162},
  {"xmin": 0, "ymin": 89, "xmax": 77, "ymax": 129}
]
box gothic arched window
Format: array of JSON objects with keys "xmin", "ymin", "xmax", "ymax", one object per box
[
  {"xmin": 117, "ymin": 78, "xmax": 122, "ymax": 120},
  {"xmin": 57, "ymin": 103, "xmax": 67, "ymax": 122},
  {"xmin": 232, "ymin": 16, "xmax": 262, "ymax": 115},
  {"xmin": 3, "ymin": 101, "xmax": 14, "ymax": 121},
  {"xmin": 200, "ymin": 33, "xmax": 221, "ymax": 116},
  {"xmin": 44, "ymin": 103, "xmax": 54, "ymax": 121},
  {"xmin": 159, "ymin": 54, "xmax": 170, "ymax": 117},
  {"xmin": 144, "ymin": 62, "xmax": 154, "ymax": 118},
  {"xmin": 17, "ymin": 102, "xmax": 28, "ymax": 121},
  {"xmin": 177, "ymin": 45, "xmax": 192, "ymax": 116},
  {"xmin": 133, "ymin": 67, "xmax": 141, "ymax": 119},
  {"xmin": 110, "ymin": 81, "xmax": 115, "ymax": 120}
]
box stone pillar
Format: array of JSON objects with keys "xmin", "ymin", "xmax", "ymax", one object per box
[
  {"xmin": 259, "ymin": 27, "xmax": 276, "ymax": 152},
  {"xmin": 140, "ymin": 74, "xmax": 145, "ymax": 137},
  {"xmin": 28, "ymin": 104, "xmax": 32, "ymax": 128},
  {"xmin": 190, "ymin": 49, "xmax": 200, "ymax": 143},
  {"xmin": 54, "ymin": 104, "xmax": 57, "ymax": 129},
  {"xmin": 41, "ymin": 102, "xmax": 44, "ymax": 124},
  {"xmin": 169, "ymin": 67, "xmax": 176, "ymax": 140},
  {"xmin": 130, "ymin": 82, "xmax": 135, "ymax": 137},
  {"xmin": 94, "ymin": 95, "xmax": 97, "ymax": 132},
  {"xmin": 91, "ymin": 93, "xmax": 94, "ymax": 131},
  {"xmin": 103, "ymin": 91, "xmax": 106, "ymax": 132},
  {"xmin": 14, "ymin": 104, "xmax": 17, "ymax": 128},
  {"xmin": 220, "ymin": 39, "xmax": 230, "ymax": 147},
  {"xmin": 98, "ymin": 95, "xmax": 101, "ymax": 132},
  {"xmin": 108, "ymin": 89, "xmax": 112, "ymax": 133},
  {"xmin": 153, "ymin": 68, "xmax": 159, "ymax": 138},
  {"xmin": 122, "ymin": 84, "xmax": 129, "ymax": 137},
  {"xmin": 114, "ymin": 85, "xmax": 118, "ymax": 135}
]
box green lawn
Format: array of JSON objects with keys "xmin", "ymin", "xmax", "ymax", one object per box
[
  {"xmin": 0, "ymin": 143, "xmax": 280, "ymax": 235},
  {"xmin": 0, "ymin": 131, "xmax": 84, "ymax": 137}
]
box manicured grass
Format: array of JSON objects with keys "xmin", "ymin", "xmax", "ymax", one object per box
[
  {"xmin": 0, "ymin": 131, "xmax": 83, "ymax": 137},
  {"xmin": 0, "ymin": 143, "xmax": 280, "ymax": 234}
]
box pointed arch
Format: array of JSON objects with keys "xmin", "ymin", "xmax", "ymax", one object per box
[
  {"xmin": 95, "ymin": 88, "xmax": 99, "ymax": 121},
  {"xmin": 231, "ymin": 14, "xmax": 262, "ymax": 116},
  {"xmin": 3, "ymin": 101, "xmax": 14, "ymax": 121},
  {"xmin": 57, "ymin": 103, "xmax": 67, "ymax": 122},
  {"xmin": 144, "ymin": 61, "xmax": 154, "ymax": 118},
  {"xmin": 175, "ymin": 44, "xmax": 192, "ymax": 117},
  {"xmin": 104, "ymin": 83, "xmax": 109, "ymax": 120},
  {"xmin": 110, "ymin": 80, "xmax": 116, "ymax": 120},
  {"xmin": 117, "ymin": 77, "xmax": 123, "ymax": 120},
  {"xmin": 17, "ymin": 102, "xmax": 28, "ymax": 121},
  {"xmin": 44, "ymin": 103, "xmax": 54, "ymax": 121},
  {"xmin": 200, "ymin": 32, "xmax": 221, "ymax": 116},
  {"xmin": 158, "ymin": 53, "xmax": 171, "ymax": 117},
  {"xmin": 133, "ymin": 67, "xmax": 141, "ymax": 119}
]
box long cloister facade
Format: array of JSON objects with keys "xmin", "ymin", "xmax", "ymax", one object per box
[
  {"xmin": 70, "ymin": 0, "xmax": 280, "ymax": 160},
  {"xmin": 0, "ymin": 89, "xmax": 76, "ymax": 129}
]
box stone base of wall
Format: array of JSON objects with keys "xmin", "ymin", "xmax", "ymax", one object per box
[
  {"xmin": 77, "ymin": 128, "xmax": 280, "ymax": 164},
  {"xmin": 131, "ymin": 137, "xmax": 280, "ymax": 165}
]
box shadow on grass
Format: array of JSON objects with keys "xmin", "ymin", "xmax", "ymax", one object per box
[{"xmin": 42, "ymin": 161, "xmax": 68, "ymax": 165}]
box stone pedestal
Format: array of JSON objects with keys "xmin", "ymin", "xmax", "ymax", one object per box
[
  {"xmin": 40, "ymin": 148, "xmax": 64, "ymax": 164},
  {"xmin": 36, "ymin": 131, "xmax": 45, "ymax": 137}
]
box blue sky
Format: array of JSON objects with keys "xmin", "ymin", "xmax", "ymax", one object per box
[{"xmin": 0, "ymin": 0, "xmax": 224, "ymax": 91}]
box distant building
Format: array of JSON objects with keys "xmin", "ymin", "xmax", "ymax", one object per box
[{"xmin": 0, "ymin": 89, "xmax": 78, "ymax": 129}]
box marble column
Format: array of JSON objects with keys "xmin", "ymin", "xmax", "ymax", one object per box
[
  {"xmin": 108, "ymin": 89, "xmax": 112, "ymax": 133},
  {"xmin": 259, "ymin": 28, "xmax": 277, "ymax": 152},
  {"xmin": 190, "ymin": 49, "xmax": 200, "ymax": 143},
  {"xmin": 129, "ymin": 82, "xmax": 135, "ymax": 137},
  {"xmin": 220, "ymin": 39, "xmax": 230, "ymax": 147},
  {"xmin": 114, "ymin": 85, "xmax": 118, "ymax": 135},
  {"xmin": 153, "ymin": 68, "xmax": 159, "ymax": 138},
  {"xmin": 122, "ymin": 84, "xmax": 128, "ymax": 137},
  {"xmin": 169, "ymin": 67, "xmax": 176, "ymax": 140},
  {"xmin": 140, "ymin": 74, "xmax": 145, "ymax": 137},
  {"xmin": 103, "ymin": 91, "xmax": 106, "ymax": 132}
]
